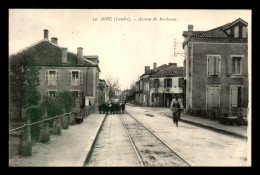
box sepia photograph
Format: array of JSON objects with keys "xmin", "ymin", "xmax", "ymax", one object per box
[{"xmin": 8, "ymin": 9, "xmax": 251, "ymax": 167}]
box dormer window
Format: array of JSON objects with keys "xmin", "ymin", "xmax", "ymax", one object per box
[
  {"xmin": 242, "ymin": 26, "xmax": 248, "ymax": 38},
  {"xmin": 234, "ymin": 26, "xmax": 239, "ymax": 38}
]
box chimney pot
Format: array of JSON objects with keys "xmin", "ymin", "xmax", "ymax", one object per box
[
  {"xmin": 188, "ymin": 25, "xmax": 193, "ymax": 37},
  {"xmin": 44, "ymin": 29, "xmax": 49, "ymax": 40},
  {"xmin": 145, "ymin": 66, "xmax": 150, "ymax": 74},
  {"xmin": 77, "ymin": 47, "xmax": 83, "ymax": 64},
  {"xmin": 51, "ymin": 37, "xmax": 58, "ymax": 45},
  {"xmin": 153, "ymin": 62, "xmax": 157, "ymax": 69},
  {"xmin": 62, "ymin": 48, "xmax": 68, "ymax": 64}
]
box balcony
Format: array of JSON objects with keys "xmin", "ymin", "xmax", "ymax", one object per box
[{"xmin": 71, "ymin": 78, "xmax": 80, "ymax": 86}]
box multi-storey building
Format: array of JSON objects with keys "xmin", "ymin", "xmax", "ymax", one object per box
[
  {"xmin": 9, "ymin": 29, "xmax": 101, "ymax": 116},
  {"xmin": 135, "ymin": 62, "xmax": 184, "ymax": 106},
  {"xmin": 182, "ymin": 18, "xmax": 248, "ymax": 116}
]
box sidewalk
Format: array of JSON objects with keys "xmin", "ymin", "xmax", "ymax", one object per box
[
  {"xmin": 9, "ymin": 113, "xmax": 107, "ymax": 167},
  {"xmin": 126, "ymin": 103, "xmax": 248, "ymax": 139}
]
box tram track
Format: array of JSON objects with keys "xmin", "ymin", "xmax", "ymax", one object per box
[{"xmin": 120, "ymin": 111, "xmax": 190, "ymax": 166}]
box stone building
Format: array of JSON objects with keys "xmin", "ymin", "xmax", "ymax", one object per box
[
  {"xmin": 135, "ymin": 62, "xmax": 184, "ymax": 106},
  {"xmin": 182, "ymin": 18, "xmax": 248, "ymax": 116},
  {"xmin": 9, "ymin": 29, "xmax": 101, "ymax": 119}
]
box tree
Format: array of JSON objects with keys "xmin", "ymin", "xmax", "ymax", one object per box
[
  {"xmin": 126, "ymin": 81, "xmax": 136, "ymax": 101},
  {"xmin": 9, "ymin": 52, "xmax": 41, "ymax": 121},
  {"xmin": 105, "ymin": 76, "xmax": 121, "ymax": 100}
]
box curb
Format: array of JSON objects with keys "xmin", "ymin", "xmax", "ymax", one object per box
[
  {"xmin": 165, "ymin": 114, "xmax": 247, "ymax": 140},
  {"xmin": 83, "ymin": 113, "xmax": 108, "ymax": 166},
  {"xmin": 127, "ymin": 104, "xmax": 247, "ymax": 140}
]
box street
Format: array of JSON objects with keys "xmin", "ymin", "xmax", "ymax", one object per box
[{"xmin": 125, "ymin": 104, "xmax": 248, "ymax": 166}]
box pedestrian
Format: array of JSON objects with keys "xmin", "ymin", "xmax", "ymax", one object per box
[{"xmin": 170, "ymin": 96, "xmax": 183, "ymax": 127}]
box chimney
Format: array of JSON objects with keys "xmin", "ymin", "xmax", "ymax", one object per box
[
  {"xmin": 44, "ymin": 29, "xmax": 49, "ymax": 40},
  {"xmin": 188, "ymin": 25, "xmax": 193, "ymax": 37},
  {"xmin": 153, "ymin": 62, "xmax": 157, "ymax": 69},
  {"xmin": 145, "ymin": 66, "xmax": 150, "ymax": 74},
  {"xmin": 51, "ymin": 37, "xmax": 58, "ymax": 45},
  {"xmin": 169, "ymin": 63, "xmax": 177, "ymax": 66},
  {"xmin": 77, "ymin": 47, "xmax": 83, "ymax": 64},
  {"xmin": 62, "ymin": 48, "xmax": 68, "ymax": 64}
]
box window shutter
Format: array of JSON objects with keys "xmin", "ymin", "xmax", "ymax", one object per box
[
  {"xmin": 152, "ymin": 93, "xmax": 154, "ymax": 102},
  {"xmin": 169, "ymin": 79, "xmax": 172, "ymax": 87},
  {"xmin": 45, "ymin": 71, "xmax": 48, "ymax": 85},
  {"xmin": 164, "ymin": 79, "xmax": 166, "ymax": 88},
  {"xmin": 213, "ymin": 87, "xmax": 220, "ymax": 107},
  {"xmin": 240, "ymin": 58, "xmax": 243, "ymax": 75},
  {"xmin": 215, "ymin": 57, "xmax": 220, "ymax": 76},
  {"xmin": 57, "ymin": 71, "xmax": 60, "ymax": 84},
  {"xmin": 231, "ymin": 86, "xmax": 238, "ymax": 107},
  {"xmin": 80, "ymin": 71, "xmax": 83, "ymax": 84},
  {"xmin": 68, "ymin": 71, "xmax": 71, "ymax": 84},
  {"xmin": 208, "ymin": 56, "xmax": 215, "ymax": 76},
  {"xmin": 227, "ymin": 57, "xmax": 233, "ymax": 74},
  {"xmin": 207, "ymin": 86, "xmax": 213, "ymax": 107}
]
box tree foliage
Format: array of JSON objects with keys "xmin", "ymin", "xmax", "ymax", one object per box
[
  {"xmin": 9, "ymin": 52, "xmax": 41, "ymax": 113},
  {"xmin": 105, "ymin": 76, "xmax": 121, "ymax": 99}
]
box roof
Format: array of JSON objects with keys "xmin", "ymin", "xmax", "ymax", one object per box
[
  {"xmin": 9, "ymin": 39, "xmax": 76, "ymax": 57},
  {"xmin": 182, "ymin": 18, "xmax": 248, "ymax": 39},
  {"xmin": 151, "ymin": 64, "xmax": 183, "ymax": 77}
]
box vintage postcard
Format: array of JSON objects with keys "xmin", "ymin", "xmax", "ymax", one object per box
[{"xmin": 9, "ymin": 9, "xmax": 251, "ymax": 167}]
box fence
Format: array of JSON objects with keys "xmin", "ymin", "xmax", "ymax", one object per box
[{"xmin": 9, "ymin": 106, "xmax": 96, "ymax": 157}]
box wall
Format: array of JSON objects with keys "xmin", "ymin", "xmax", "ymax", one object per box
[{"xmin": 190, "ymin": 42, "xmax": 248, "ymax": 111}]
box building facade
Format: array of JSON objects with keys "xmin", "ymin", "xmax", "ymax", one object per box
[
  {"xmin": 135, "ymin": 62, "xmax": 184, "ymax": 107},
  {"xmin": 9, "ymin": 29, "xmax": 101, "ymax": 113},
  {"xmin": 182, "ymin": 18, "xmax": 248, "ymax": 116}
]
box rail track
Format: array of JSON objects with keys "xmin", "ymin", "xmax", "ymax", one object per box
[
  {"xmin": 119, "ymin": 112, "xmax": 190, "ymax": 166},
  {"xmin": 85, "ymin": 111, "xmax": 190, "ymax": 166}
]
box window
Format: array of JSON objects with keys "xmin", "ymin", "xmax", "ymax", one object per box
[
  {"xmin": 69, "ymin": 70, "xmax": 83, "ymax": 85},
  {"xmin": 232, "ymin": 57, "xmax": 242, "ymax": 74},
  {"xmin": 164, "ymin": 78, "xmax": 172, "ymax": 88},
  {"xmin": 46, "ymin": 89, "xmax": 57, "ymax": 98},
  {"xmin": 178, "ymin": 78, "xmax": 184, "ymax": 88},
  {"xmin": 153, "ymin": 79, "xmax": 160, "ymax": 88},
  {"xmin": 230, "ymin": 86, "xmax": 243, "ymax": 108},
  {"xmin": 234, "ymin": 26, "xmax": 239, "ymax": 38},
  {"xmin": 151, "ymin": 93, "xmax": 159, "ymax": 102},
  {"xmin": 206, "ymin": 86, "xmax": 220, "ymax": 108},
  {"xmin": 45, "ymin": 70, "xmax": 59, "ymax": 85},
  {"xmin": 207, "ymin": 55, "xmax": 221, "ymax": 76},
  {"xmin": 242, "ymin": 26, "xmax": 247, "ymax": 38}
]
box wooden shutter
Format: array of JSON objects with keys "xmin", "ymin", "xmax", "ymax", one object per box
[
  {"xmin": 213, "ymin": 87, "xmax": 220, "ymax": 107},
  {"xmin": 240, "ymin": 58, "xmax": 243, "ymax": 75},
  {"xmin": 207, "ymin": 86, "xmax": 213, "ymax": 107},
  {"xmin": 230, "ymin": 86, "xmax": 238, "ymax": 107},
  {"xmin": 227, "ymin": 57, "xmax": 233, "ymax": 74},
  {"xmin": 68, "ymin": 71, "xmax": 71, "ymax": 84},
  {"xmin": 208, "ymin": 56, "xmax": 215, "ymax": 76},
  {"xmin": 57, "ymin": 71, "xmax": 60, "ymax": 85},
  {"xmin": 169, "ymin": 79, "xmax": 172, "ymax": 87},
  {"xmin": 152, "ymin": 93, "xmax": 154, "ymax": 102},
  {"xmin": 80, "ymin": 71, "xmax": 83, "ymax": 84},
  {"xmin": 215, "ymin": 57, "xmax": 220, "ymax": 76},
  {"xmin": 45, "ymin": 71, "xmax": 48, "ymax": 85}
]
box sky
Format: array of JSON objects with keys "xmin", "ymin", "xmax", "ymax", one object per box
[{"xmin": 9, "ymin": 9, "xmax": 251, "ymax": 90}]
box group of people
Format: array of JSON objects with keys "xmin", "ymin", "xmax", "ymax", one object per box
[
  {"xmin": 98, "ymin": 101, "xmax": 126, "ymax": 114},
  {"xmin": 170, "ymin": 96, "xmax": 183, "ymax": 127}
]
